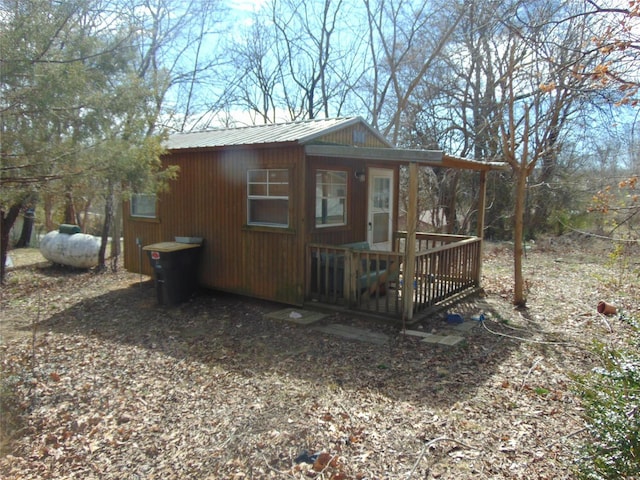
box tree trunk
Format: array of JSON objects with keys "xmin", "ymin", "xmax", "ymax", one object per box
[
  {"xmin": 44, "ymin": 194, "xmax": 55, "ymax": 232},
  {"xmin": 64, "ymin": 190, "xmax": 77, "ymax": 225},
  {"xmin": 513, "ymin": 168, "xmax": 527, "ymax": 307},
  {"xmin": 110, "ymin": 193, "xmax": 122, "ymax": 272},
  {"xmin": 1, "ymin": 204, "xmax": 23, "ymax": 283},
  {"xmin": 79, "ymin": 202, "xmax": 89, "ymax": 233},
  {"xmin": 15, "ymin": 208, "xmax": 35, "ymax": 248},
  {"xmin": 97, "ymin": 181, "xmax": 114, "ymax": 272}
]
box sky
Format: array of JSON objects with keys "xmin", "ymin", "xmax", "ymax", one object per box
[{"xmin": 228, "ymin": 0, "xmax": 267, "ymax": 12}]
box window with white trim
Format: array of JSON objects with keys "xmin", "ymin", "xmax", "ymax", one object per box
[
  {"xmin": 130, "ymin": 193, "xmax": 157, "ymax": 218},
  {"xmin": 315, "ymin": 170, "xmax": 347, "ymax": 227},
  {"xmin": 247, "ymin": 169, "xmax": 289, "ymax": 227}
]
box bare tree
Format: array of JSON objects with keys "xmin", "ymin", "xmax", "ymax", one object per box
[
  {"xmin": 361, "ymin": 0, "xmax": 464, "ymax": 143},
  {"xmin": 496, "ymin": 1, "xmax": 599, "ymax": 306},
  {"xmin": 269, "ymin": 0, "xmax": 352, "ymax": 120},
  {"xmin": 582, "ymin": 0, "xmax": 640, "ymax": 106},
  {"xmin": 231, "ymin": 17, "xmax": 284, "ymax": 124},
  {"xmin": 119, "ymin": 0, "xmax": 230, "ymax": 132}
]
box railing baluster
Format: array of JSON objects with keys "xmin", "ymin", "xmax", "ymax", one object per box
[{"xmin": 306, "ymin": 236, "xmax": 482, "ymax": 317}]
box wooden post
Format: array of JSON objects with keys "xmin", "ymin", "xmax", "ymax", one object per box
[
  {"xmin": 476, "ymin": 170, "xmax": 487, "ymax": 238},
  {"xmin": 403, "ymin": 162, "xmax": 418, "ymax": 322},
  {"xmin": 476, "ymin": 170, "xmax": 487, "ymax": 285},
  {"xmin": 345, "ymin": 249, "xmax": 358, "ymax": 307}
]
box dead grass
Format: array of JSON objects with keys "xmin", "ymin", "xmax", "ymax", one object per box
[{"xmin": 0, "ymin": 238, "xmax": 637, "ymax": 479}]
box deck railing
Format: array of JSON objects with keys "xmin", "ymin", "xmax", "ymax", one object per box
[
  {"xmin": 408, "ymin": 236, "xmax": 481, "ymax": 313},
  {"xmin": 306, "ymin": 233, "xmax": 482, "ymax": 319},
  {"xmin": 393, "ymin": 231, "xmax": 471, "ymax": 251},
  {"xmin": 306, "ymin": 244, "xmax": 402, "ymax": 308}
]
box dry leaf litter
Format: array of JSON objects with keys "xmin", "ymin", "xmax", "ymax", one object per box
[{"xmin": 1, "ymin": 237, "xmax": 638, "ymax": 479}]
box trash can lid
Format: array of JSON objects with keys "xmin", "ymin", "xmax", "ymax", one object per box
[{"xmin": 143, "ymin": 241, "xmax": 201, "ymax": 252}]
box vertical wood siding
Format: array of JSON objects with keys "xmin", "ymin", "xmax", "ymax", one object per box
[
  {"xmin": 122, "ymin": 217, "xmax": 162, "ymax": 275},
  {"xmin": 123, "ymin": 121, "xmax": 400, "ymax": 306},
  {"xmin": 315, "ymin": 125, "xmax": 390, "ymax": 148},
  {"xmin": 124, "ymin": 145, "xmax": 304, "ymax": 305},
  {"xmin": 305, "ymin": 158, "xmax": 399, "ymax": 246}
]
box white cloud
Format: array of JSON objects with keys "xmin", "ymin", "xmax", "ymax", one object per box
[{"xmin": 228, "ymin": 0, "xmax": 268, "ymax": 14}]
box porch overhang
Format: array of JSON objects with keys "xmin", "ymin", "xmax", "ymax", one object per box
[{"xmin": 304, "ymin": 144, "xmax": 509, "ymax": 172}]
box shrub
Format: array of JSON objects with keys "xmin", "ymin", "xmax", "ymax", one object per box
[
  {"xmin": 0, "ymin": 369, "xmax": 26, "ymax": 455},
  {"xmin": 574, "ymin": 316, "xmax": 640, "ymax": 479}
]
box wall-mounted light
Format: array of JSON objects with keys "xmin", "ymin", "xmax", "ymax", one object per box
[{"xmin": 354, "ymin": 170, "xmax": 366, "ymax": 183}]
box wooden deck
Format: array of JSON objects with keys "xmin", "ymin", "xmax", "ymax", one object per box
[{"xmin": 305, "ymin": 232, "xmax": 482, "ymax": 321}]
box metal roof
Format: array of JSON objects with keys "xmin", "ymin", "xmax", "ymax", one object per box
[
  {"xmin": 165, "ymin": 116, "xmax": 509, "ymax": 172},
  {"xmin": 166, "ymin": 116, "xmax": 392, "ymax": 150}
]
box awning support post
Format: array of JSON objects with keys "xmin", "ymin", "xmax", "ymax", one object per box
[{"xmin": 403, "ymin": 162, "xmax": 418, "ymax": 323}]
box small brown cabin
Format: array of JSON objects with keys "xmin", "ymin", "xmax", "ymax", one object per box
[{"xmin": 123, "ymin": 117, "xmax": 506, "ymax": 321}]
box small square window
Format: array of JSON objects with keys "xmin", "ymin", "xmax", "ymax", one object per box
[
  {"xmin": 247, "ymin": 169, "xmax": 289, "ymax": 227},
  {"xmin": 130, "ymin": 194, "xmax": 157, "ymax": 218}
]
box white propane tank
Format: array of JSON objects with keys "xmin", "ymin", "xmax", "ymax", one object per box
[{"xmin": 40, "ymin": 230, "xmax": 101, "ymax": 268}]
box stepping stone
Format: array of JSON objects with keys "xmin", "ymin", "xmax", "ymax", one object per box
[
  {"xmin": 437, "ymin": 335, "xmax": 465, "ymax": 346},
  {"xmin": 403, "ymin": 329, "xmax": 435, "ymax": 338},
  {"xmin": 264, "ymin": 308, "xmax": 327, "ymax": 325},
  {"xmin": 313, "ymin": 324, "xmax": 389, "ymax": 345},
  {"xmin": 406, "ymin": 330, "xmax": 466, "ymax": 347},
  {"xmin": 405, "ymin": 330, "xmax": 448, "ymax": 342},
  {"xmin": 419, "ymin": 334, "xmax": 448, "ymax": 344}
]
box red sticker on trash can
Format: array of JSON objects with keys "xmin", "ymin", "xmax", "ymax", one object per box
[{"xmin": 151, "ymin": 251, "xmax": 160, "ymax": 260}]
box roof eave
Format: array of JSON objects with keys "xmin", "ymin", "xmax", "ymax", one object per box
[
  {"xmin": 305, "ymin": 144, "xmax": 443, "ymax": 164},
  {"xmin": 166, "ymin": 140, "xmax": 300, "ymax": 153},
  {"xmin": 442, "ymin": 154, "xmax": 511, "ymax": 172},
  {"xmin": 305, "ymin": 145, "xmax": 509, "ymax": 171}
]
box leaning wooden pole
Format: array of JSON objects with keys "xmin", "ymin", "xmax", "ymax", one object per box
[
  {"xmin": 403, "ymin": 162, "xmax": 418, "ymax": 323},
  {"xmin": 475, "ymin": 170, "xmax": 487, "ymax": 285},
  {"xmin": 476, "ymin": 170, "xmax": 487, "ymax": 238}
]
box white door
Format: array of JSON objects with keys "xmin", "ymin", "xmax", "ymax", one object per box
[{"xmin": 367, "ymin": 168, "xmax": 394, "ymax": 251}]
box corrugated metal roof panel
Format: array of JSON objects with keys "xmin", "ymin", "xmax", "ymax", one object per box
[{"xmin": 166, "ymin": 116, "xmax": 391, "ymax": 150}]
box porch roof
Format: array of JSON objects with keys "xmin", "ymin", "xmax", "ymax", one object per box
[{"xmin": 304, "ymin": 144, "xmax": 509, "ymax": 172}]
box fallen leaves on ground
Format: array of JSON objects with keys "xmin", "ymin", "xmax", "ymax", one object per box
[{"xmin": 1, "ymin": 237, "xmax": 637, "ymax": 479}]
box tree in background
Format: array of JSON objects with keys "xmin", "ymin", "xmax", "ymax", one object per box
[
  {"xmin": 584, "ymin": 0, "xmax": 640, "ymax": 106},
  {"xmin": 401, "ymin": 0, "xmax": 507, "ymax": 236},
  {"xmin": 3, "ymin": 0, "xmax": 638, "ymax": 293},
  {"xmin": 0, "ymin": 0, "xmax": 171, "ymax": 280},
  {"xmin": 362, "ymin": 0, "xmax": 463, "ymax": 144},
  {"xmin": 589, "ymin": 175, "xmax": 639, "ymax": 241},
  {"xmin": 580, "ymin": 2, "xmax": 640, "ymax": 239},
  {"xmin": 229, "ymin": 0, "xmax": 364, "ymax": 123},
  {"xmin": 231, "ymin": 18, "xmax": 284, "ymax": 125},
  {"xmin": 119, "ymin": 0, "xmax": 229, "ymax": 132}
]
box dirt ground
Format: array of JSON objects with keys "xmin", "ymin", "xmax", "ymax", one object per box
[{"xmin": 0, "ymin": 237, "xmax": 638, "ymax": 479}]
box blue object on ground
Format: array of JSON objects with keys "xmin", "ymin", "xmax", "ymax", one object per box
[
  {"xmin": 294, "ymin": 450, "xmax": 319, "ymax": 464},
  {"xmin": 447, "ymin": 313, "xmax": 464, "ymax": 324}
]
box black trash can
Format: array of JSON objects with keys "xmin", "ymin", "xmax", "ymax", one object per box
[{"xmin": 143, "ymin": 241, "xmax": 202, "ymax": 306}]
